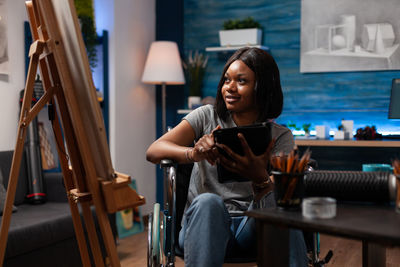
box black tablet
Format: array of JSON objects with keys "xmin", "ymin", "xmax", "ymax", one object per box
[{"xmin": 213, "ymin": 122, "xmax": 271, "ymax": 183}]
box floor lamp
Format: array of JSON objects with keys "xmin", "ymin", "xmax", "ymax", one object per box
[{"xmin": 142, "ymin": 41, "xmax": 185, "ymax": 133}]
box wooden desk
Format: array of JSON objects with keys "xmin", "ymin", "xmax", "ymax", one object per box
[
  {"xmin": 246, "ymin": 204, "xmax": 400, "ymax": 267},
  {"xmin": 294, "ymin": 139, "xmax": 400, "ymax": 170}
]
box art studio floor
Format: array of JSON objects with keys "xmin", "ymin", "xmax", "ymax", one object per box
[{"xmin": 117, "ymin": 229, "xmax": 400, "ymax": 267}]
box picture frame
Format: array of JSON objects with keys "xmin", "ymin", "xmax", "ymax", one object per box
[{"xmin": 301, "ymin": 0, "xmax": 400, "ymax": 73}]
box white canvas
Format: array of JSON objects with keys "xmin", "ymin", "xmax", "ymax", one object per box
[
  {"xmin": 0, "ymin": 0, "xmax": 8, "ymax": 80},
  {"xmin": 300, "ymin": 0, "xmax": 400, "ymax": 72}
]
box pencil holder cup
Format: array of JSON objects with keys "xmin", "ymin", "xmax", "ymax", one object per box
[{"xmin": 272, "ymin": 171, "xmax": 305, "ymax": 210}]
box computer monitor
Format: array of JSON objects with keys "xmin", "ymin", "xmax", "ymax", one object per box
[{"xmin": 388, "ymin": 78, "xmax": 400, "ymax": 119}]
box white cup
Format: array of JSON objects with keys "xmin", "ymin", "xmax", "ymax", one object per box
[{"xmin": 316, "ymin": 126, "xmax": 329, "ymax": 139}]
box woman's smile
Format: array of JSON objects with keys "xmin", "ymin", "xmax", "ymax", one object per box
[{"xmin": 224, "ymin": 94, "xmax": 241, "ymax": 104}]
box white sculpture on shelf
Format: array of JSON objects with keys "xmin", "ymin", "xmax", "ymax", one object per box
[{"xmin": 361, "ymin": 23, "xmax": 395, "ymax": 53}]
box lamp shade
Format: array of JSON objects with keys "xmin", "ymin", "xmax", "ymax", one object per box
[{"xmin": 142, "ymin": 41, "xmax": 185, "ymax": 85}]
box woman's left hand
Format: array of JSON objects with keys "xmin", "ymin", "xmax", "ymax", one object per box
[{"xmin": 216, "ymin": 133, "xmax": 274, "ymax": 184}]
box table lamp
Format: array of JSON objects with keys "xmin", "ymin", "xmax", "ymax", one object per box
[{"xmin": 142, "ymin": 41, "xmax": 185, "ymax": 133}]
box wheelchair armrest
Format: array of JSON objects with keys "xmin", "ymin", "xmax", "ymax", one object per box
[{"xmin": 160, "ymin": 159, "xmax": 174, "ymax": 168}]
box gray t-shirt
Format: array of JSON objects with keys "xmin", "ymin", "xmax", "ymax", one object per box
[{"xmin": 183, "ymin": 104, "xmax": 294, "ymax": 215}]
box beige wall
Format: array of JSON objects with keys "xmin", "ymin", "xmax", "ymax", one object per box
[
  {"xmin": 104, "ymin": 0, "xmax": 156, "ymax": 215},
  {"xmin": 0, "ymin": 0, "xmax": 27, "ymax": 151}
]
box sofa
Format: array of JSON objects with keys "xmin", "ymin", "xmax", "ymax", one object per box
[{"xmin": 0, "ymin": 150, "xmax": 116, "ymax": 267}]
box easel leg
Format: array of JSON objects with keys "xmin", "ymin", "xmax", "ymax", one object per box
[
  {"xmin": 0, "ymin": 44, "xmax": 42, "ymax": 266},
  {"xmin": 51, "ymin": 110, "xmax": 92, "ymax": 267},
  {"xmin": 93, "ymin": 206, "xmax": 120, "ymax": 267},
  {"xmin": 81, "ymin": 202, "xmax": 105, "ymax": 267}
]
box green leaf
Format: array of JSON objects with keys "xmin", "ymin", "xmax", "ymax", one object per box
[
  {"xmin": 222, "ymin": 16, "xmax": 262, "ymax": 30},
  {"xmin": 75, "ymin": 0, "xmax": 97, "ymax": 70}
]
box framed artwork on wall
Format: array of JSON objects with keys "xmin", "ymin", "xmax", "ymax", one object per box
[
  {"xmin": 0, "ymin": 0, "xmax": 8, "ymax": 81},
  {"xmin": 300, "ymin": 0, "xmax": 400, "ymax": 73}
]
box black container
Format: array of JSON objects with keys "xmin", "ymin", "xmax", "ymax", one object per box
[
  {"xmin": 272, "ymin": 171, "xmax": 305, "ymax": 210},
  {"xmin": 19, "ymin": 79, "xmax": 46, "ymax": 204}
]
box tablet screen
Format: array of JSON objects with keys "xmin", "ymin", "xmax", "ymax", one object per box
[{"xmin": 213, "ymin": 123, "xmax": 271, "ymax": 183}]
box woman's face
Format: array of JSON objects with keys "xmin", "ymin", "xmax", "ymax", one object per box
[{"xmin": 222, "ymin": 60, "xmax": 257, "ymax": 114}]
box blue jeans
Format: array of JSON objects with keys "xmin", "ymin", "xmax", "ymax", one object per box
[{"xmin": 179, "ymin": 192, "xmax": 308, "ymax": 267}]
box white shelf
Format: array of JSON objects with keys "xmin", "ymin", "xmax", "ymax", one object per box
[
  {"xmin": 177, "ymin": 109, "xmax": 192, "ymax": 114},
  {"xmin": 295, "ymin": 139, "xmax": 400, "ymax": 147},
  {"xmin": 205, "ymin": 45, "xmax": 269, "ymax": 52}
]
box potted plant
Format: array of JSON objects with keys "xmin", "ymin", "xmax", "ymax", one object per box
[
  {"xmin": 183, "ymin": 51, "xmax": 208, "ymax": 109},
  {"xmin": 75, "ymin": 0, "xmax": 97, "ymax": 71},
  {"xmin": 219, "ymin": 17, "xmax": 263, "ymax": 47},
  {"xmin": 287, "ymin": 122, "xmax": 301, "ymax": 133},
  {"xmin": 302, "ymin": 123, "xmax": 311, "ymax": 137}
]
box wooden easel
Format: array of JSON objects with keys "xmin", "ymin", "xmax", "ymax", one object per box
[{"xmin": 0, "ymin": 1, "xmax": 145, "ymax": 266}]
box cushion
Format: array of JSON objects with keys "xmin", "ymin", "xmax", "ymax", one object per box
[
  {"xmin": 5, "ymin": 202, "xmax": 113, "ymax": 259},
  {"xmin": 0, "ymin": 150, "xmax": 29, "ymax": 205},
  {"xmin": 5, "ymin": 202, "xmax": 74, "ymax": 258},
  {"xmin": 0, "ymin": 170, "xmax": 17, "ymax": 215}
]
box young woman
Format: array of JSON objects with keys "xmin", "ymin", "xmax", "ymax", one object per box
[{"xmin": 146, "ymin": 47, "xmax": 308, "ymax": 267}]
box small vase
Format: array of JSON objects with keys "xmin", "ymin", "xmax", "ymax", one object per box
[
  {"xmin": 121, "ymin": 209, "xmax": 133, "ymax": 230},
  {"xmin": 188, "ymin": 96, "xmax": 202, "ymax": 109}
]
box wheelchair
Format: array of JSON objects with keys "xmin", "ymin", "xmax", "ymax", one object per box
[
  {"xmin": 148, "ymin": 160, "xmax": 191, "ymax": 267},
  {"xmin": 147, "ymin": 158, "xmax": 396, "ymax": 267}
]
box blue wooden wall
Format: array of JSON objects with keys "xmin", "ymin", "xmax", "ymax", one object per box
[
  {"xmin": 156, "ymin": 0, "xmax": 184, "ymax": 204},
  {"xmin": 183, "ymin": 0, "xmax": 400, "ymax": 134}
]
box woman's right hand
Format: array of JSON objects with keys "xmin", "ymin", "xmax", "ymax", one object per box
[{"xmin": 191, "ymin": 125, "xmax": 221, "ymax": 165}]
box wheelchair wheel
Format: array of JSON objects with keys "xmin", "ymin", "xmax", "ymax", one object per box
[
  {"xmin": 148, "ymin": 203, "xmax": 162, "ymax": 267},
  {"xmin": 147, "ymin": 213, "xmax": 153, "ymax": 267}
]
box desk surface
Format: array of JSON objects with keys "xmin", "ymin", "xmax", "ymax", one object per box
[
  {"xmin": 295, "ymin": 139, "xmax": 400, "ymax": 147},
  {"xmin": 246, "ymin": 204, "xmax": 400, "ymax": 246}
]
